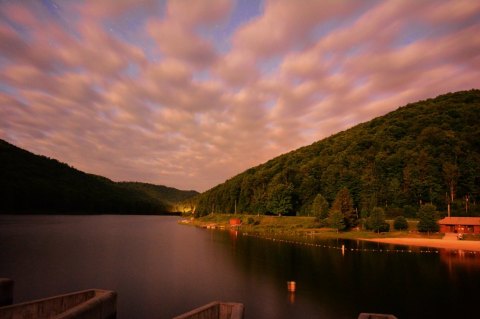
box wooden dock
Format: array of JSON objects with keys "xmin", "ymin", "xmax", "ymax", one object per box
[
  {"xmin": 173, "ymin": 301, "xmax": 244, "ymax": 319},
  {"xmin": 0, "ymin": 279, "xmax": 116, "ymax": 319}
]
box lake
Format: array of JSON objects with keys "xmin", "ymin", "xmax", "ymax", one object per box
[{"xmin": 0, "ymin": 215, "xmax": 479, "ymax": 318}]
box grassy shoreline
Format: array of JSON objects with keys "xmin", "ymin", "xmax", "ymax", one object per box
[{"xmin": 179, "ymin": 214, "xmax": 444, "ymax": 241}]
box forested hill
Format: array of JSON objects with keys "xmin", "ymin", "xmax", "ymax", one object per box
[
  {"xmin": 117, "ymin": 182, "xmax": 198, "ymax": 207},
  {"xmin": 195, "ymin": 90, "xmax": 480, "ymax": 217},
  {"xmin": 0, "ymin": 140, "xmax": 198, "ymax": 214}
]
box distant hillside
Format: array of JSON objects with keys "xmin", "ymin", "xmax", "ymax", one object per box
[
  {"xmin": 195, "ymin": 90, "xmax": 480, "ymax": 217},
  {"xmin": 118, "ymin": 182, "xmax": 198, "ymax": 207},
  {"xmin": 0, "ymin": 140, "xmax": 198, "ymax": 214}
]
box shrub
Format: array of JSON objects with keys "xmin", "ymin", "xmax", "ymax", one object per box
[{"xmin": 379, "ymin": 222, "xmax": 390, "ymax": 232}]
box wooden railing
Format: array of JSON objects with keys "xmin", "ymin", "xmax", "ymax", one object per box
[
  {"xmin": 0, "ymin": 289, "xmax": 116, "ymax": 319},
  {"xmin": 173, "ymin": 301, "xmax": 244, "ymax": 319}
]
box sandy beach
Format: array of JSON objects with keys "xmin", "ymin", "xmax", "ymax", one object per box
[{"xmin": 364, "ymin": 237, "xmax": 480, "ymax": 252}]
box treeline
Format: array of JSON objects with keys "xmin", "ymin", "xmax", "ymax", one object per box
[
  {"xmin": 319, "ymin": 187, "xmax": 439, "ymax": 233},
  {"xmin": 195, "ymin": 90, "xmax": 480, "ymax": 217},
  {"xmin": 0, "ymin": 140, "xmax": 198, "ymax": 214}
]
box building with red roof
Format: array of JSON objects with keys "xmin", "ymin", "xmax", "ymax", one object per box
[{"xmin": 438, "ymin": 217, "xmax": 480, "ymax": 234}]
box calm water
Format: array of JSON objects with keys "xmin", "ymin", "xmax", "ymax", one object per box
[{"xmin": 0, "ymin": 215, "xmax": 479, "ymax": 319}]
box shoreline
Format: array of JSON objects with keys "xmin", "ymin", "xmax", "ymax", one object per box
[
  {"xmin": 362, "ymin": 237, "xmax": 480, "ymax": 252},
  {"xmin": 181, "ymin": 215, "xmax": 480, "ymax": 252}
]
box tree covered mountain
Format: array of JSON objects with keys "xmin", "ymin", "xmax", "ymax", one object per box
[
  {"xmin": 195, "ymin": 90, "xmax": 480, "ymax": 217},
  {"xmin": 0, "ymin": 139, "xmax": 198, "ymax": 214}
]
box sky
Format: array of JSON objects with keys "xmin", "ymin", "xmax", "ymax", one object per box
[{"xmin": 1, "ymin": 0, "xmax": 479, "ymax": 192}]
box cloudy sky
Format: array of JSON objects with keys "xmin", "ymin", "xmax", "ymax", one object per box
[{"xmin": 1, "ymin": 0, "xmax": 479, "ymax": 192}]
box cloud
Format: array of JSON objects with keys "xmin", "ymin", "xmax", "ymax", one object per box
[
  {"xmin": 147, "ymin": 0, "xmax": 233, "ymax": 68},
  {"xmin": 61, "ymin": 23, "xmax": 146, "ymax": 76},
  {"xmin": 1, "ymin": 0, "xmax": 479, "ymax": 191},
  {"xmin": 215, "ymin": 0, "xmax": 363, "ymax": 86},
  {"xmin": 166, "ymin": 0, "xmax": 232, "ymax": 28},
  {"xmin": 274, "ymin": 1, "xmax": 480, "ymax": 121},
  {"xmin": 214, "ymin": 51, "xmax": 259, "ymax": 86},
  {"xmin": 1, "ymin": 2, "xmax": 38, "ymax": 26},
  {"xmin": 232, "ymin": 0, "xmax": 363, "ymax": 58},
  {"xmin": 0, "ymin": 21, "xmax": 54, "ymax": 71},
  {"xmin": 78, "ymin": 0, "xmax": 158, "ymax": 19},
  {"xmin": 147, "ymin": 20, "xmax": 217, "ymax": 67},
  {"xmin": 425, "ymin": 0, "xmax": 480, "ymax": 24}
]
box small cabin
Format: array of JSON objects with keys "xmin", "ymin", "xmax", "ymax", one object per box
[
  {"xmin": 438, "ymin": 217, "xmax": 480, "ymax": 234},
  {"xmin": 229, "ymin": 218, "xmax": 242, "ymax": 226}
]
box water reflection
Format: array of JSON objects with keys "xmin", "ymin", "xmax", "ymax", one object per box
[
  {"xmin": 229, "ymin": 229, "xmax": 239, "ymax": 242},
  {"xmin": 222, "ymin": 231, "xmax": 480, "ymax": 319},
  {"xmin": 440, "ymin": 249, "xmax": 480, "ymax": 275},
  {"xmin": 288, "ymin": 291, "xmax": 295, "ymax": 304}
]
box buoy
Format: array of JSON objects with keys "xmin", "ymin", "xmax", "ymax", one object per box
[{"xmin": 287, "ymin": 281, "xmax": 296, "ymax": 292}]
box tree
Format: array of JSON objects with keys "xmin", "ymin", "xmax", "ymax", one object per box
[
  {"xmin": 403, "ymin": 205, "xmax": 417, "ymax": 218},
  {"xmin": 267, "ymin": 183, "xmax": 293, "ymax": 215},
  {"xmin": 443, "ymin": 162, "xmax": 458, "ymax": 203},
  {"xmin": 328, "ymin": 210, "xmax": 345, "ymax": 232},
  {"xmin": 331, "ymin": 187, "xmax": 356, "ymax": 228},
  {"xmin": 366, "ymin": 207, "xmax": 388, "ymax": 233},
  {"xmin": 417, "ymin": 204, "xmax": 439, "ymax": 233},
  {"xmin": 393, "ymin": 216, "xmax": 408, "ymax": 230},
  {"xmin": 311, "ymin": 193, "xmax": 329, "ymax": 218}
]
